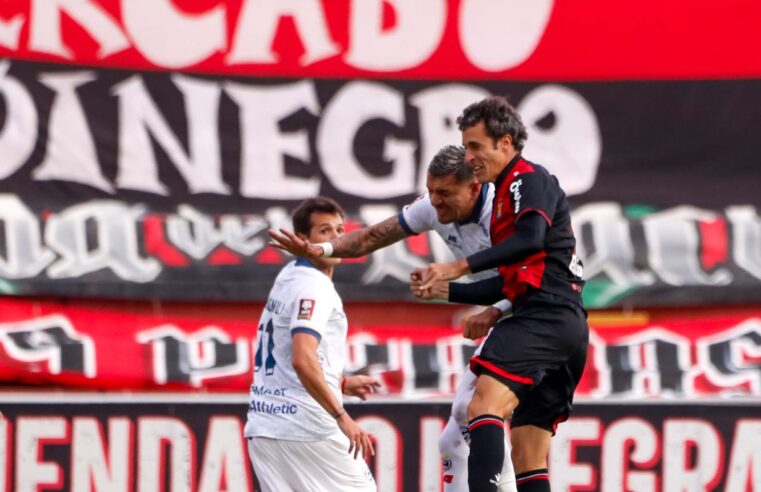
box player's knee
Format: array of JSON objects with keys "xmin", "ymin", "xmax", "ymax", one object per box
[{"xmin": 438, "ymin": 418, "xmax": 466, "ymax": 457}]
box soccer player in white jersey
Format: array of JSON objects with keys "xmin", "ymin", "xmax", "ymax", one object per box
[
  {"xmin": 269, "ymin": 146, "xmax": 517, "ymax": 492},
  {"xmin": 246, "ymin": 197, "xmax": 380, "ymax": 492}
]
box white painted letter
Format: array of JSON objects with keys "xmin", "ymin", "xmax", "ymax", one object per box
[
  {"xmin": 319, "ymin": 81, "xmax": 415, "ymax": 198},
  {"xmin": 519, "ymin": 84, "xmax": 601, "ymax": 196},
  {"xmin": 663, "ymin": 419, "xmax": 721, "ymax": 491},
  {"xmin": 725, "ymin": 420, "xmax": 761, "ymax": 491},
  {"xmin": 226, "ymin": 80, "xmax": 320, "ymax": 199},
  {"xmin": 29, "ymin": 0, "xmax": 129, "ymax": 58},
  {"xmin": 229, "ymin": 0, "xmax": 339, "ymax": 65},
  {"xmin": 72, "ymin": 417, "xmax": 132, "ymax": 492},
  {"xmin": 122, "ymin": 0, "xmax": 225, "ymax": 68},
  {"xmin": 35, "ymin": 71, "xmax": 113, "ymax": 192},
  {"xmin": 346, "ymin": 0, "xmax": 446, "ymax": 71},
  {"xmin": 0, "ymin": 61, "xmax": 38, "ymax": 181},
  {"xmin": 0, "ymin": 195, "xmax": 56, "ymax": 279},
  {"xmin": 138, "ymin": 417, "xmax": 194, "ymax": 492},
  {"xmin": 602, "ymin": 418, "xmax": 657, "ymax": 492},
  {"xmin": 410, "ymin": 84, "xmax": 491, "ymax": 191},
  {"xmin": 460, "ymin": 0, "xmax": 553, "ymax": 71},
  {"xmin": 113, "ymin": 75, "xmax": 227, "ymax": 196},
  {"xmin": 16, "ymin": 417, "xmax": 68, "ymax": 492},
  {"xmin": 551, "ymin": 418, "xmax": 600, "ymax": 491},
  {"xmin": 198, "ymin": 417, "xmax": 251, "ymax": 492},
  {"xmin": 357, "ymin": 415, "xmax": 401, "ymax": 492}
]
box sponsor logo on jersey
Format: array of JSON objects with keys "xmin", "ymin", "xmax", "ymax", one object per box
[
  {"xmin": 509, "ymin": 179, "xmax": 523, "ymax": 214},
  {"xmin": 298, "ymin": 299, "xmax": 315, "ymax": 320}
]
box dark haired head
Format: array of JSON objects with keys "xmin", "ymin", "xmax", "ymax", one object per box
[
  {"xmin": 456, "ymin": 96, "xmax": 528, "ymax": 151},
  {"xmin": 428, "ymin": 145, "xmax": 473, "ymax": 183},
  {"xmin": 292, "ymin": 197, "xmax": 345, "ymax": 236}
]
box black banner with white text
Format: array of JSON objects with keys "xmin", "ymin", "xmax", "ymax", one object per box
[{"xmin": 0, "ymin": 60, "xmax": 760, "ymax": 307}]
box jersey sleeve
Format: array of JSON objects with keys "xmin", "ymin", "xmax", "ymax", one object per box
[
  {"xmin": 399, "ymin": 194, "xmax": 436, "ymax": 235},
  {"xmin": 287, "ymin": 279, "xmax": 334, "ymax": 341},
  {"xmin": 512, "ymin": 171, "xmax": 559, "ymax": 226}
]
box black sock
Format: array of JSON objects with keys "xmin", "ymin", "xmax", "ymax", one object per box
[
  {"xmin": 516, "ymin": 468, "xmax": 550, "ymax": 491},
  {"xmin": 467, "ymin": 414, "xmax": 505, "ymax": 492}
]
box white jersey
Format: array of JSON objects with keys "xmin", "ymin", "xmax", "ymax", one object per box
[
  {"xmin": 244, "ymin": 259, "xmax": 347, "ymax": 441},
  {"xmin": 400, "ymin": 183, "xmax": 503, "ymax": 288}
]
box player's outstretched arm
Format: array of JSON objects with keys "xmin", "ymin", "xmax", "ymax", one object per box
[{"xmin": 269, "ymin": 215, "xmax": 408, "ymax": 259}]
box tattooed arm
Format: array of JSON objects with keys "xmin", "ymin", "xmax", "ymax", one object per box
[{"xmin": 269, "ymin": 215, "xmax": 410, "ymax": 259}]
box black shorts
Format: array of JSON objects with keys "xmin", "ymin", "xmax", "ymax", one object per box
[{"xmin": 469, "ymin": 290, "xmax": 588, "ymax": 434}]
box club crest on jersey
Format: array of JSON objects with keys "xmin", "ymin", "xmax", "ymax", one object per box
[{"xmin": 298, "ymin": 299, "xmax": 316, "ymax": 320}]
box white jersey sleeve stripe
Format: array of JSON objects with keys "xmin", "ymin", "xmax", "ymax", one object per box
[
  {"xmin": 291, "ymin": 327, "xmax": 322, "ymax": 341},
  {"xmin": 397, "ymin": 211, "xmax": 416, "ymax": 236}
]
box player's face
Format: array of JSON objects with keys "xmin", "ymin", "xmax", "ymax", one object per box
[
  {"xmin": 306, "ymin": 212, "xmax": 344, "ymax": 267},
  {"xmin": 462, "ymin": 121, "xmax": 514, "ymax": 183},
  {"xmin": 426, "ymin": 174, "xmax": 480, "ymax": 224}
]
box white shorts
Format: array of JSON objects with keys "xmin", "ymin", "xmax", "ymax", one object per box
[{"xmin": 248, "ymin": 433, "xmax": 376, "ymax": 492}]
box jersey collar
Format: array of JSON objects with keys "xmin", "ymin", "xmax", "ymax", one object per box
[
  {"xmin": 494, "ymin": 153, "xmax": 522, "ymax": 190},
  {"xmin": 459, "ymin": 184, "xmax": 488, "ymax": 225},
  {"xmin": 295, "ymin": 257, "xmax": 320, "ymax": 270}
]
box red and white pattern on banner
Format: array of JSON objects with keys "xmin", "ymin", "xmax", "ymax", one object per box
[
  {"xmin": 0, "ymin": 297, "xmax": 759, "ymax": 398},
  {"xmin": 0, "ymin": 0, "xmax": 760, "ymax": 80}
]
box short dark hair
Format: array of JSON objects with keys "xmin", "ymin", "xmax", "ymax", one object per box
[
  {"xmin": 428, "ymin": 145, "xmax": 473, "ymax": 183},
  {"xmin": 292, "ymin": 197, "xmax": 345, "ymax": 236},
  {"xmin": 457, "ymin": 96, "xmax": 528, "ymax": 151}
]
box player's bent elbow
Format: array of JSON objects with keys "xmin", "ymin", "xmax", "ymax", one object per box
[{"xmin": 290, "ymin": 354, "xmax": 311, "ymax": 375}]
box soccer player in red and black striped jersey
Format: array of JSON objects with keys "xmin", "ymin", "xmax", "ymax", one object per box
[{"xmin": 415, "ymin": 96, "xmax": 589, "ymax": 492}]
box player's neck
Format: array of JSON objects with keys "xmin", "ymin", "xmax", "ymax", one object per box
[
  {"xmin": 319, "ymin": 264, "xmax": 334, "ymax": 278},
  {"xmin": 295, "ymin": 257, "xmax": 334, "ymax": 279}
]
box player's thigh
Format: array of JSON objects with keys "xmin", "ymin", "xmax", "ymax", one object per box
[
  {"xmin": 451, "ymin": 366, "xmax": 478, "ymax": 424},
  {"xmin": 247, "ymin": 437, "xmax": 294, "ymax": 492},
  {"xmin": 303, "ymin": 433, "xmax": 376, "ymax": 491},
  {"xmin": 468, "ymin": 373, "xmax": 519, "ymax": 420},
  {"xmin": 249, "ymin": 435, "xmax": 375, "ymax": 492}
]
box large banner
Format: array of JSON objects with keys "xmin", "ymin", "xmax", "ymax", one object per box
[
  {"xmin": 1, "ymin": 0, "xmax": 760, "ymax": 80},
  {"xmin": 0, "ymin": 396, "xmax": 759, "ymax": 492},
  {"xmin": 1, "ymin": 297, "xmax": 759, "ymax": 399},
  {"xmin": 1, "ymin": 1, "xmax": 760, "ymax": 307},
  {"xmin": 0, "ymin": 60, "xmax": 758, "ymax": 306}
]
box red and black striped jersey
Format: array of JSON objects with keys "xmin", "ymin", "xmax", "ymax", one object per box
[{"xmin": 491, "ymin": 154, "xmax": 585, "ymax": 306}]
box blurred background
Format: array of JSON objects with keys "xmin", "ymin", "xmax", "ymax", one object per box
[{"xmin": 0, "ymin": 1, "xmax": 760, "ymax": 490}]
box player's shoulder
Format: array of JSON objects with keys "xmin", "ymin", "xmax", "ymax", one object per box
[
  {"xmin": 513, "ymin": 157, "xmax": 541, "ymax": 175},
  {"xmin": 405, "ymin": 192, "xmax": 433, "ymax": 209},
  {"xmin": 297, "ymin": 266, "xmax": 338, "ymax": 293}
]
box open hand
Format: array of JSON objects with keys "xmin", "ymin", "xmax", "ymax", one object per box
[
  {"xmin": 337, "ymin": 413, "xmax": 375, "ymax": 459},
  {"xmin": 268, "ymin": 228, "xmax": 325, "ymax": 259}
]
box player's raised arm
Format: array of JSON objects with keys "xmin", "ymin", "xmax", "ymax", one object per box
[{"xmin": 269, "ymin": 215, "xmax": 408, "ymax": 259}]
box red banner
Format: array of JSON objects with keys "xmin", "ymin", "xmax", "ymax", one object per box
[
  {"xmin": 1, "ymin": 0, "xmax": 760, "ymax": 80},
  {"xmin": 0, "ymin": 297, "xmax": 759, "ymax": 398}
]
